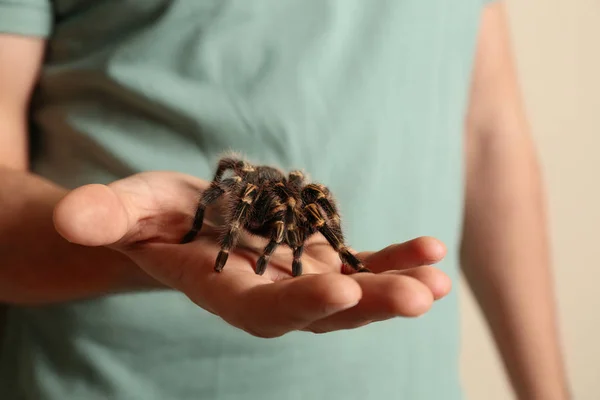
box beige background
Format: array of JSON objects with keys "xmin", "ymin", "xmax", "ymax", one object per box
[{"xmin": 460, "ymin": 1, "xmax": 599, "ymax": 399}]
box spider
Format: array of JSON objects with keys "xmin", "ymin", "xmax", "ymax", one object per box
[{"xmin": 180, "ymin": 156, "xmax": 372, "ymax": 277}]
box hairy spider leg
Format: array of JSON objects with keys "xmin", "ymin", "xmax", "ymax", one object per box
[
  {"xmin": 181, "ymin": 178, "xmax": 239, "ymax": 244},
  {"xmin": 291, "ymin": 244, "xmax": 305, "ymax": 277},
  {"xmin": 303, "ymin": 204, "xmax": 371, "ymax": 273},
  {"xmin": 214, "ymin": 183, "xmax": 259, "ymax": 272},
  {"xmin": 255, "ymin": 218, "xmax": 285, "ymax": 275},
  {"xmin": 301, "ymin": 184, "xmax": 341, "ymax": 225},
  {"xmin": 301, "ymin": 185, "xmax": 350, "ymax": 273},
  {"xmin": 285, "ymin": 196, "xmax": 307, "ymax": 277},
  {"xmin": 181, "ymin": 156, "xmax": 246, "ymax": 245},
  {"xmin": 213, "ymin": 157, "xmax": 246, "ymax": 181},
  {"xmin": 273, "ymin": 182, "xmax": 308, "ymax": 276},
  {"xmin": 288, "ymin": 170, "xmax": 305, "ymax": 187}
]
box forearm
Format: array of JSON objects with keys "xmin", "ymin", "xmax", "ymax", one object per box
[
  {"xmin": 460, "ymin": 4, "xmax": 570, "ymax": 398},
  {"xmin": 0, "ymin": 167, "xmax": 163, "ymax": 305},
  {"xmin": 461, "ymin": 124, "xmax": 569, "ymax": 399}
]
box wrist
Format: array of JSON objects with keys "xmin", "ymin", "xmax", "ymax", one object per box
[
  {"xmin": 514, "ymin": 374, "xmax": 571, "ymax": 400},
  {"xmin": 0, "ymin": 169, "xmax": 166, "ymax": 304}
]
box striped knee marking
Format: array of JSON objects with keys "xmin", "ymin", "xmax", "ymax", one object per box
[{"xmin": 274, "ymin": 221, "xmax": 285, "ymax": 243}]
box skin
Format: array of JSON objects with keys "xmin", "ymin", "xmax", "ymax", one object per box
[
  {"xmin": 0, "ymin": 1, "xmax": 570, "ymax": 398},
  {"xmin": 0, "ymin": 165, "xmax": 449, "ymax": 336},
  {"xmin": 462, "ymin": 4, "xmax": 570, "ymax": 399}
]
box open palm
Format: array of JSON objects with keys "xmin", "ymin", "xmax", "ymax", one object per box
[{"xmin": 53, "ymin": 171, "xmax": 452, "ymax": 338}]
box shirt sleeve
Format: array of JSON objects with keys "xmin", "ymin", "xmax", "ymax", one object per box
[{"xmin": 0, "ymin": 0, "xmax": 53, "ymax": 38}]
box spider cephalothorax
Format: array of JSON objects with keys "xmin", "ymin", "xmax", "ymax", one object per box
[{"xmin": 181, "ymin": 156, "xmax": 371, "ymax": 277}]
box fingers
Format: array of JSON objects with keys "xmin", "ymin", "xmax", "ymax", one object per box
[
  {"xmin": 204, "ymin": 271, "xmax": 363, "ymax": 338},
  {"xmin": 304, "ymin": 272, "xmax": 436, "ymax": 333},
  {"xmin": 123, "ymin": 240, "xmax": 364, "ymax": 339},
  {"xmin": 389, "ymin": 266, "xmax": 452, "ymax": 300},
  {"xmin": 225, "ymin": 237, "xmax": 450, "ymax": 336},
  {"xmin": 355, "ymin": 236, "xmax": 447, "ymax": 274}
]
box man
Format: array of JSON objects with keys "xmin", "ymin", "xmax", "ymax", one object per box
[{"xmin": 0, "ymin": 1, "xmax": 569, "ymax": 399}]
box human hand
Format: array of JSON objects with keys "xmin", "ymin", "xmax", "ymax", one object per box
[{"xmin": 53, "ymin": 171, "xmax": 452, "ymax": 338}]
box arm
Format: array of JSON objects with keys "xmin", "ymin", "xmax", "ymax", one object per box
[
  {"xmin": 0, "ymin": 35, "xmax": 452, "ymax": 339},
  {"xmin": 0, "ymin": 34, "xmax": 161, "ymax": 305},
  {"xmin": 461, "ymin": 3, "xmax": 570, "ymax": 399}
]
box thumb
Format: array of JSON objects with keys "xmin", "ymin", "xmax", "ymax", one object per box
[{"xmin": 53, "ymin": 183, "xmax": 133, "ymax": 247}]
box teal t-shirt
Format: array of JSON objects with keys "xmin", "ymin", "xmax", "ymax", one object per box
[{"xmin": 1, "ymin": 1, "xmax": 492, "ymax": 399}]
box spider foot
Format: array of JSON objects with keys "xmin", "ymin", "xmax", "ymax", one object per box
[
  {"xmin": 255, "ymin": 256, "xmax": 268, "ymax": 275},
  {"xmin": 180, "ymin": 229, "xmax": 198, "ymax": 244},
  {"xmin": 292, "ymin": 259, "xmax": 302, "ymax": 277},
  {"xmin": 214, "ymin": 250, "xmax": 229, "ymax": 272}
]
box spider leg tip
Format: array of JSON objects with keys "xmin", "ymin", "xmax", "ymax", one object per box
[
  {"xmin": 180, "ymin": 231, "xmax": 196, "ymax": 244},
  {"xmin": 254, "ymin": 256, "xmax": 270, "ymax": 275}
]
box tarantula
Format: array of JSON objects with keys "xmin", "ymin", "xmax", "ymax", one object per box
[{"xmin": 180, "ymin": 156, "xmax": 371, "ymax": 277}]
